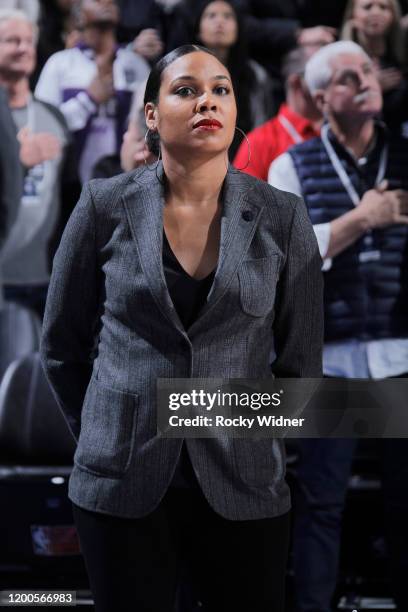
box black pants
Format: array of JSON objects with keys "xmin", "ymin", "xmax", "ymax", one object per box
[{"xmin": 72, "ymin": 486, "xmax": 290, "ymax": 612}]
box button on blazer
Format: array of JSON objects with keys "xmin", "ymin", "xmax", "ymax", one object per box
[{"xmin": 40, "ymin": 163, "xmax": 323, "ymax": 520}]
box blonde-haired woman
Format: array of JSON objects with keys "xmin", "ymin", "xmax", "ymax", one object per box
[{"xmin": 341, "ymin": 0, "xmax": 408, "ymax": 128}]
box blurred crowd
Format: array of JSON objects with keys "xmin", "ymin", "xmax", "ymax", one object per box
[
  {"xmin": 1, "ymin": 1, "xmax": 408, "ymax": 611},
  {"xmin": 1, "ymin": 0, "xmax": 408, "ymax": 316}
]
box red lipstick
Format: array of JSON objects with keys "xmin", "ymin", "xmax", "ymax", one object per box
[{"xmin": 193, "ymin": 119, "xmax": 223, "ymax": 129}]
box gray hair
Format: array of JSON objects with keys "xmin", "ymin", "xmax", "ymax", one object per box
[
  {"xmin": 0, "ymin": 9, "xmax": 38, "ymax": 42},
  {"xmin": 304, "ymin": 41, "xmax": 371, "ymax": 94}
]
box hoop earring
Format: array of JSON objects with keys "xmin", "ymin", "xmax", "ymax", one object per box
[
  {"xmin": 144, "ymin": 128, "xmax": 161, "ymax": 170},
  {"xmin": 234, "ymin": 126, "xmax": 251, "ymax": 171}
]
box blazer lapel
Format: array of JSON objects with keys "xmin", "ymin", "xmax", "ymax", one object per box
[
  {"xmin": 188, "ymin": 168, "xmax": 264, "ymax": 333},
  {"xmin": 122, "ymin": 165, "xmax": 264, "ymax": 336},
  {"xmin": 122, "ymin": 165, "xmax": 186, "ymax": 334}
]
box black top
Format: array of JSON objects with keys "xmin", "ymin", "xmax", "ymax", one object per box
[
  {"xmin": 162, "ymin": 231, "xmax": 216, "ymax": 488},
  {"xmin": 163, "ymin": 231, "xmax": 215, "ymax": 330}
]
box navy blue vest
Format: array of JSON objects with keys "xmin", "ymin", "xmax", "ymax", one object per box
[{"xmin": 288, "ymin": 128, "xmax": 408, "ymax": 342}]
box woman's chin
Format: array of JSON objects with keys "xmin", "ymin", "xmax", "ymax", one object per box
[{"xmin": 165, "ymin": 143, "xmax": 228, "ymax": 161}]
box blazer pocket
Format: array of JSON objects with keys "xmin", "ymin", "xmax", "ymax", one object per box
[
  {"xmin": 74, "ymin": 377, "xmax": 138, "ymax": 479},
  {"xmin": 234, "ymin": 439, "xmax": 281, "ymax": 487},
  {"xmin": 238, "ymin": 256, "xmax": 281, "ymax": 317}
]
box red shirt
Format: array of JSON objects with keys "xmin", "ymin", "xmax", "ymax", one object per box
[{"xmin": 233, "ymin": 104, "xmax": 319, "ymax": 182}]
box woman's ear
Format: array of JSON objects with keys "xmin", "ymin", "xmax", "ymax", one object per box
[{"xmin": 145, "ymin": 102, "xmax": 158, "ymax": 131}]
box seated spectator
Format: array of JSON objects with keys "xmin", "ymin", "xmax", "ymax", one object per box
[
  {"xmin": 92, "ymin": 87, "xmax": 155, "ymax": 178},
  {"xmin": 269, "ymin": 40, "xmax": 408, "ymax": 612},
  {"xmin": 193, "ymin": 0, "xmax": 274, "ymax": 157},
  {"xmin": 340, "ymin": 0, "xmax": 408, "ymax": 130},
  {"xmin": 35, "ymin": 0, "xmax": 150, "ymax": 184},
  {"xmin": 0, "ymin": 9, "xmax": 68, "ymax": 319},
  {"xmin": 233, "ymin": 47, "xmax": 322, "ymax": 180}
]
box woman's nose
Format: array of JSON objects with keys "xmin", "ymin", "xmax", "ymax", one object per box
[{"xmin": 196, "ymin": 92, "xmax": 217, "ymax": 113}]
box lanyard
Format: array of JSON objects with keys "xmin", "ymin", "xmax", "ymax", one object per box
[
  {"xmin": 321, "ymin": 123, "xmax": 388, "ymax": 207},
  {"xmin": 278, "ymin": 115, "xmax": 304, "ymax": 144}
]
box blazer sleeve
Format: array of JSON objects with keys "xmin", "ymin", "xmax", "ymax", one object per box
[
  {"xmin": 271, "ymin": 193, "xmax": 324, "ymax": 378},
  {"xmin": 40, "ymin": 182, "xmax": 102, "ymax": 441}
]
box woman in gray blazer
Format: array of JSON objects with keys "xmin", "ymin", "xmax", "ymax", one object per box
[{"xmin": 41, "ymin": 44, "xmax": 323, "ymax": 612}]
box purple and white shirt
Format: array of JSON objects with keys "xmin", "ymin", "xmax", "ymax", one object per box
[{"xmin": 35, "ymin": 44, "xmax": 150, "ymax": 183}]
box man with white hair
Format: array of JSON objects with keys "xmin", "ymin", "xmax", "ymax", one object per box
[
  {"xmin": 269, "ymin": 41, "xmax": 408, "ymax": 611},
  {"xmin": 0, "ymin": 9, "xmax": 68, "ymax": 318}
]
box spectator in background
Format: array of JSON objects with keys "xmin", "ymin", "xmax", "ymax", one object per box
[
  {"xmin": 116, "ymin": 0, "xmax": 193, "ymax": 59},
  {"xmin": 194, "ymin": 0, "xmax": 274, "ymax": 157},
  {"xmin": 232, "ymin": 0, "xmax": 338, "ymax": 109},
  {"xmin": 115, "ymin": 0, "xmax": 165, "ymax": 47},
  {"xmin": 233, "ymin": 47, "xmax": 322, "ymax": 180},
  {"xmin": 341, "ymin": 0, "xmax": 408, "ymax": 130},
  {"xmin": 0, "ymin": 9, "xmax": 68, "ymax": 319},
  {"xmin": 35, "ymin": 0, "xmax": 150, "ymax": 184},
  {"xmin": 269, "ymin": 41, "xmax": 408, "ymax": 612},
  {"xmin": 92, "ymin": 86, "xmax": 155, "ymax": 178},
  {"xmin": 33, "ymin": 0, "xmax": 82, "ymax": 85}
]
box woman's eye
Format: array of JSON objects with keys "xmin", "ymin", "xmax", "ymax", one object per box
[
  {"xmin": 175, "ymin": 87, "xmax": 194, "ymax": 96},
  {"xmin": 214, "ymin": 86, "xmax": 230, "ymax": 95}
]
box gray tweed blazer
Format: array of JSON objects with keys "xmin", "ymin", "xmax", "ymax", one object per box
[{"xmin": 40, "ymin": 163, "xmax": 323, "ymax": 520}]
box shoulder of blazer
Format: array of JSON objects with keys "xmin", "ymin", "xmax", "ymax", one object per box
[
  {"xmin": 84, "ymin": 165, "xmax": 300, "ymax": 230},
  {"xmin": 235, "ymin": 170, "xmax": 309, "ymax": 267},
  {"xmin": 84, "ymin": 166, "xmax": 149, "ymax": 214},
  {"xmin": 235, "ymin": 167, "xmax": 302, "ymax": 234}
]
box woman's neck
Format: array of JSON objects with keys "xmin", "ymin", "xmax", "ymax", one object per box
[
  {"xmin": 329, "ymin": 115, "xmax": 375, "ymax": 159},
  {"xmin": 0, "ymin": 77, "xmax": 30, "ymax": 108},
  {"xmin": 162, "ymin": 153, "xmax": 228, "ymax": 207}
]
